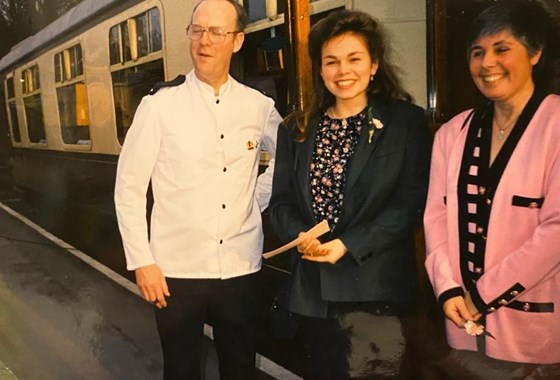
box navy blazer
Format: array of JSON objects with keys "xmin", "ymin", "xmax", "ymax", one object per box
[{"xmin": 268, "ymin": 97, "xmax": 432, "ymax": 312}]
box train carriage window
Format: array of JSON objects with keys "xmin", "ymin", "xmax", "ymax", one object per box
[
  {"xmin": 112, "ymin": 60, "xmax": 164, "ymax": 144},
  {"xmin": 6, "ymin": 76, "xmax": 14, "ymax": 99},
  {"xmin": 149, "ymin": 8, "xmax": 162, "ymax": 52},
  {"xmin": 21, "ymin": 65, "xmax": 46, "ymax": 144},
  {"xmin": 75, "ymin": 45, "xmax": 84, "ymax": 76},
  {"xmin": 4, "ymin": 75, "xmax": 21, "ymax": 143},
  {"xmin": 109, "ymin": 7, "xmax": 164, "ymax": 144},
  {"xmin": 235, "ymin": 0, "xmax": 347, "ymax": 117},
  {"xmin": 54, "ymin": 44, "xmax": 90, "ymax": 146},
  {"xmin": 123, "ymin": 22, "xmax": 132, "ymax": 62},
  {"xmin": 244, "ymin": 0, "xmax": 287, "ymax": 23},
  {"xmin": 135, "ymin": 13, "xmax": 149, "ymax": 58},
  {"xmin": 109, "ymin": 26, "xmax": 121, "ymax": 65},
  {"xmin": 109, "ymin": 7, "xmax": 162, "ymax": 65},
  {"xmin": 54, "ymin": 54, "xmax": 62, "ymax": 83}
]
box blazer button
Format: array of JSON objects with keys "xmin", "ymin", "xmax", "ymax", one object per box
[
  {"xmin": 523, "ymin": 303, "xmax": 531, "ymax": 311},
  {"xmin": 478, "ymin": 186, "xmax": 486, "ymax": 195},
  {"xmin": 498, "ymin": 299, "xmax": 508, "ymax": 305},
  {"xmin": 487, "ymin": 307, "xmax": 496, "ymax": 312},
  {"xmin": 510, "ymin": 290, "xmax": 519, "ymax": 297},
  {"xmin": 529, "ymin": 202, "xmax": 538, "ymax": 209}
]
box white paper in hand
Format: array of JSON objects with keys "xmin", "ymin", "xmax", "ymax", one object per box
[{"xmin": 263, "ymin": 220, "xmax": 330, "ymax": 259}]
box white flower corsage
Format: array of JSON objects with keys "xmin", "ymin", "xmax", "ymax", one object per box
[
  {"xmin": 368, "ymin": 117, "xmax": 384, "ymax": 143},
  {"xmin": 464, "ymin": 320, "xmax": 495, "ymax": 339}
]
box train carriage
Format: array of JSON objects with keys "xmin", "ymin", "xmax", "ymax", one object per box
[{"xmin": 0, "ymin": 0, "xmax": 432, "ymax": 280}]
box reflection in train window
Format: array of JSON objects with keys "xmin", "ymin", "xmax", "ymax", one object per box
[
  {"xmin": 149, "ymin": 8, "xmax": 162, "ymax": 52},
  {"xmin": 4, "ymin": 74, "xmax": 21, "ymax": 143},
  {"xmin": 109, "ymin": 7, "xmax": 162, "ymax": 65},
  {"xmin": 109, "ymin": 26, "xmax": 121, "ymax": 65},
  {"xmin": 54, "ymin": 44, "xmax": 84, "ymax": 83},
  {"xmin": 112, "ymin": 60, "xmax": 164, "ymax": 144},
  {"xmin": 21, "ymin": 65, "xmax": 46, "ymax": 144},
  {"xmin": 54, "ymin": 44, "xmax": 90, "ymax": 146},
  {"xmin": 5, "ymin": 76, "xmax": 14, "ymax": 98},
  {"xmin": 244, "ymin": 0, "xmax": 286, "ymax": 22},
  {"xmin": 110, "ymin": 7, "xmax": 164, "ymax": 144}
]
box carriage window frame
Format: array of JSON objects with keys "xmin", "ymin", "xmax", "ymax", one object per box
[
  {"xmin": 109, "ymin": 6, "xmax": 164, "ymax": 146},
  {"xmin": 4, "ymin": 74, "xmax": 22, "ymax": 144},
  {"xmin": 21, "ymin": 65, "xmax": 47, "ymax": 145},
  {"xmin": 54, "ymin": 44, "xmax": 84, "ymax": 84},
  {"xmin": 243, "ymin": 0, "xmax": 349, "ymax": 33},
  {"xmin": 21, "ymin": 65, "xmax": 41, "ymax": 95},
  {"xmin": 54, "ymin": 43, "xmax": 91, "ymax": 147},
  {"xmin": 109, "ymin": 7, "xmax": 162, "ymax": 66}
]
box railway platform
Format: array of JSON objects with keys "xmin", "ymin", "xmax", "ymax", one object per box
[{"xmin": 0, "ymin": 202, "xmax": 295, "ymax": 380}]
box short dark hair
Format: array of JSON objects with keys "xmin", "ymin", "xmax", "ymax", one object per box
[
  {"xmin": 467, "ymin": 0, "xmax": 560, "ymax": 92},
  {"xmin": 191, "ymin": 0, "xmax": 249, "ymax": 31}
]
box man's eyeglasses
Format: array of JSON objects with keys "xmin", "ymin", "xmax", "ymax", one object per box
[{"xmin": 186, "ymin": 24, "xmax": 239, "ymax": 44}]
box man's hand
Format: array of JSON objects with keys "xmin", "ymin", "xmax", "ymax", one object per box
[
  {"xmin": 301, "ymin": 239, "xmax": 348, "ymax": 264},
  {"xmin": 442, "ymin": 296, "xmax": 476, "ymax": 328},
  {"xmin": 135, "ymin": 264, "xmax": 170, "ymax": 309}
]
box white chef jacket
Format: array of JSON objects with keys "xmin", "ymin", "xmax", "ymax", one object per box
[{"xmin": 114, "ymin": 70, "xmax": 281, "ymax": 279}]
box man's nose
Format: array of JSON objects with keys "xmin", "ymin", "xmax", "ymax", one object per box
[{"xmin": 200, "ymin": 29, "xmax": 212, "ymax": 44}]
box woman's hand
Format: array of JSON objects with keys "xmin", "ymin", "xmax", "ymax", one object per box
[
  {"xmin": 442, "ymin": 296, "xmax": 476, "ymax": 328},
  {"xmin": 301, "ymin": 239, "xmax": 348, "ymax": 264},
  {"xmin": 296, "ymin": 233, "xmax": 327, "ymax": 256},
  {"xmin": 465, "ymin": 292, "xmax": 482, "ymax": 320}
]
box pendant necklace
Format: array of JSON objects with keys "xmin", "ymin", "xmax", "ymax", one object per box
[{"xmin": 493, "ymin": 116, "xmax": 518, "ymax": 141}]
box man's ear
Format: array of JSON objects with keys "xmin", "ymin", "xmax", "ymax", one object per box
[{"xmin": 233, "ymin": 32, "xmax": 245, "ymax": 53}]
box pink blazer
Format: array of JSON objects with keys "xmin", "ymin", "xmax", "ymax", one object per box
[{"xmin": 425, "ymin": 94, "xmax": 560, "ymax": 364}]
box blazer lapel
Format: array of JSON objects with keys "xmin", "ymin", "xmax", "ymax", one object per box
[
  {"xmin": 295, "ymin": 115, "xmax": 319, "ymax": 219},
  {"xmin": 345, "ymin": 100, "xmax": 388, "ymax": 191}
]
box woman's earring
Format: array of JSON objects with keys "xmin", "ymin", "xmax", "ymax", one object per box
[{"xmin": 370, "ymin": 75, "xmax": 375, "ymax": 82}]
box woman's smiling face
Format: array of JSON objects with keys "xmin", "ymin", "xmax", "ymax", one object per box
[
  {"xmin": 320, "ymin": 32, "xmax": 378, "ymax": 105},
  {"xmin": 468, "ymin": 29, "xmax": 541, "ymax": 103}
]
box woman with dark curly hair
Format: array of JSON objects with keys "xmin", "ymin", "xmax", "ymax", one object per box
[{"xmin": 268, "ymin": 9, "xmax": 431, "ymax": 379}]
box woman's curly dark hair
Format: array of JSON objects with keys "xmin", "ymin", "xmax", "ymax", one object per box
[{"xmin": 291, "ymin": 10, "xmax": 412, "ymax": 139}]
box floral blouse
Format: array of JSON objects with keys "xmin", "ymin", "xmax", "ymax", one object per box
[{"xmin": 310, "ymin": 109, "xmax": 365, "ymax": 226}]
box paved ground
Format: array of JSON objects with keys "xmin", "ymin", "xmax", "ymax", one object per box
[
  {"xmin": 0, "ymin": 203, "xmax": 289, "ymax": 380},
  {"xmin": 0, "ymin": 359, "xmax": 18, "ymax": 380}
]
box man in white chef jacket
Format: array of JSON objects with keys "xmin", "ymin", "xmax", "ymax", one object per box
[{"xmin": 114, "ymin": 1, "xmax": 281, "ymax": 378}]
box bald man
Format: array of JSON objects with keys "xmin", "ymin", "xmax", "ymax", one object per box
[{"xmin": 115, "ymin": 1, "xmax": 281, "ymax": 378}]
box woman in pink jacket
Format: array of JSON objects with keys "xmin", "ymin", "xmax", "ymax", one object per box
[{"xmin": 424, "ymin": 1, "xmax": 560, "ymax": 378}]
